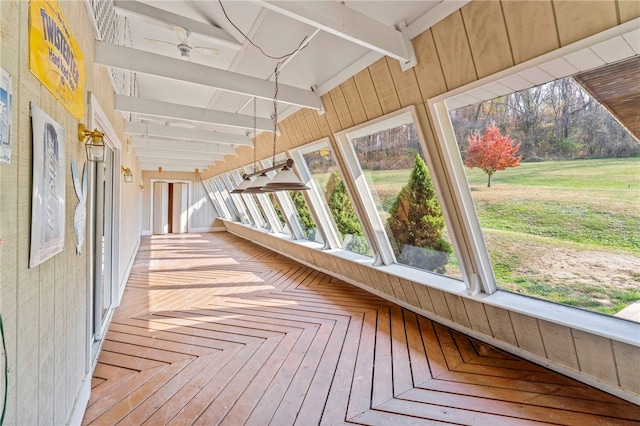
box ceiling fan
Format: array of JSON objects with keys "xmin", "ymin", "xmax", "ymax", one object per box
[{"xmin": 145, "ymin": 26, "xmax": 222, "ymax": 61}]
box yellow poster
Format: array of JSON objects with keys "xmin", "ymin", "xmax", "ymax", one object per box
[{"xmin": 29, "ymin": 0, "xmax": 85, "ymax": 119}]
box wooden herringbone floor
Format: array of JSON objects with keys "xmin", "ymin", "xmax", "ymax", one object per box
[{"xmin": 83, "ymin": 233, "xmax": 640, "ymax": 425}]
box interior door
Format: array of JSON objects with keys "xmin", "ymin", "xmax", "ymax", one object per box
[
  {"xmin": 171, "ymin": 183, "xmax": 188, "ymax": 233},
  {"xmin": 90, "ymin": 145, "xmax": 114, "ymax": 350},
  {"xmin": 153, "ymin": 181, "xmax": 169, "ymax": 234}
]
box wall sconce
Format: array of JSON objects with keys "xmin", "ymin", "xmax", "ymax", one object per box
[
  {"xmin": 158, "ymin": 166, "xmax": 163, "ymax": 173},
  {"xmin": 78, "ymin": 123, "xmax": 105, "ymax": 162},
  {"xmin": 121, "ymin": 166, "xmax": 133, "ymax": 183}
]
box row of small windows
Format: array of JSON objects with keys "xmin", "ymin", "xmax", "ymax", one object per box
[{"xmin": 203, "ymin": 106, "xmax": 464, "ymax": 285}]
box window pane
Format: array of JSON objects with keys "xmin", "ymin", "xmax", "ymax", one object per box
[
  {"xmin": 450, "ymin": 75, "xmax": 640, "ymax": 320},
  {"xmin": 262, "ymin": 154, "xmax": 314, "ymax": 242},
  {"xmin": 347, "ymin": 112, "xmax": 462, "ymax": 279},
  {"xmin": 302, "ymin": 143, "xmax": 371, "ymax": 256},
  {"xmin": 289, "ymin": 190, "xmax": 323, "ymax": 244},
  {"xmin": 221, "ymin": 174, "xmax": 253, "ymax": 226},
  {"xmin": 268, "ymin": 193, "xmax": 291, "ymax": 235},
  {"xmin": 250, "ymin": 194, "xmax": 270, "ymax": 229}
]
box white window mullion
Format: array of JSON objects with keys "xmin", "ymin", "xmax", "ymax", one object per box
[
  {"xmin": 289, "ymin": 146, "xmax": 341, "ymax": 249},
  {"xmin": 261, "ymin": 157, "xmax": 305, "ymax": 240},
  {"xmin": 333, "ymin": 132, "xmax": 395, "ymax": 266},
  {"xmin": 429, "ymin": 101, "xmax": 495, "ymax": 294}
]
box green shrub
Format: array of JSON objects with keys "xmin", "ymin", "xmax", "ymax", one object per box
[{"xmin": 387, "ymin": 155, "xmax": 452, "ymax": 272}]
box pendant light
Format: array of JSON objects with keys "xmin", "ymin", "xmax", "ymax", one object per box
[
  {"xmin": 243, "ymin": 96, "xmax": 273, "ymax": 193},
  {"xmin": 264, "ymin": 165, "xmax": 308, "ymax": 191},
  {"xmin": 243, "ymin": 172, "xmax": 273, "ymax": 193},
  {"xmin": 230, "ymin": 176, "xmax": 253, "ymax": 194},
  {"xmin": 263, "ymin": 65, "xmax": 309, "ymax": 192}
]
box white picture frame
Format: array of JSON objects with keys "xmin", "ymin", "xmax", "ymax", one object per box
[
  {"xmin": 29, "ymin": 103, "xmax": 65, "ymax": 268},
  {"xmin": 0, "ymin": 66, "xmax": 12, "ymax": 164}
]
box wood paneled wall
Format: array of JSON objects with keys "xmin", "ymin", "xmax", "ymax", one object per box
[
  {"xmin": 213, "ymin": 0, "xmax": 640, "ymax": 401},
  {"xmin": 0, "ymin": 1, "xmax": 142, "ymax": 423}
]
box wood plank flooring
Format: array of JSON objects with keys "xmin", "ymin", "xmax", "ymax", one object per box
[{"xmin": 84, "ymin": 233, "xmax": 640, "ymax": 425}]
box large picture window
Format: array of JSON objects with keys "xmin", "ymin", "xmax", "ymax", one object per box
[
  {"xmin": 292, "ymin": 139, "xmax": 372, "ymax": 256},
  {"xmin": 335, "ymin": 108, "xmax": 463, "ymax": 279},
  {"xmin": 448, "ymin": 73, "xmax": 639, "ymax": 319}
]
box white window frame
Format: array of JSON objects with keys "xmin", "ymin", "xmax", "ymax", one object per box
[
  {"xmin": 426, "ymin": 19, "xmax": 640, "ymax": 342},
  {"xmin": 289, "ymin": 138, "xmax": 343, "ymax": 250},
  {"xmin": 203, "ymin": 178, "xmax": 230, "ymax": 220},
  {"xmin": 240, "ymin": 164, "xmax": 284, "ymax": 233},
  {"xmin": 261, "ymin": 155, "xmax": 306, "ymax": 240},
  {"xmin": 213, "ymin": 175, "xmax": 241, "ymax": 223},
  {"xmin": 227, "ymin": 169, "xmax": 267, "ymax": 229},
  {"xmin": 221, "ymin": 172, "xmax": 253, "ymax": 226},
  {"xmin": 333, "ymin": 105, "xmax": 469, "ymax": 283}
]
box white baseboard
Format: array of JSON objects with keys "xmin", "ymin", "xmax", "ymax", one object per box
[
  {"xmin": 190, "ymin": 227, "xmax": 226, "ymax": 232},
  {"xmin": 141, "ymin": 230, "xmax": 152, "ymax": 236},
  {"xmin": 67, "ymin": 372, "xmax": 92, "ymax": 426},
  {"xmin": 117, "ymin": 237, "xmax": 140, "ymax": 306}
]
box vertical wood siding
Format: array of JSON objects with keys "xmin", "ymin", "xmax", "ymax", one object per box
[{"xmin": 0, "ymin": 0, "xmax": 142, "ymax": 423}]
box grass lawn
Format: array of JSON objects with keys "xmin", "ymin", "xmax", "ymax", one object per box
[
  {"xmin": 464, "ymin": 158, "xmax": 640, "ymax": 315},
  {"xmin": 309, "ymin": 158, "xmax": 640, "ymax": 316}
]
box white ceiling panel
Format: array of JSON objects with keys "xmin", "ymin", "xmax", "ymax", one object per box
[
  {"xmin": 499, "ymin": 74, "xmax": 534, "ymax": 92},
  {"xmin": 136, "ymin": 75, "xmax": 219, "ymax": 107},
  {"xmin": 231, "ymin": 10, "xmax": 317, "ymax": 81},
  {"xmin": 466, "ymin": 87, "xmax": 498, "ymax": 103},
  {"xmin": 591, "ymin": 36, "xmax": 637, "ymax": 63},
  {"xmin": 564, "ymin": 48, "xmax": 606, "ymax": 71},
  {"xmin": 517, "ymin": 67, "xmax": 554, "ymax": 85},
  {"xmin": 482, "ymin": 81, "xmax": 513, "ymax": 97},
  {"xmin": 623, "ymin": 29, "xmax": 640, "ymax": 54},
  {"xmin": 539, "ymin": 57, "xmax": 578, "ymax": 79},
  {"xmin": 278, "ymin": 30, "xmax": 370, "ymax": 90}
]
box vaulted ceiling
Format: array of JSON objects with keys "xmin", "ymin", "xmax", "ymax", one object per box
[{"xmin": 97, "ymin": 0, "xmax": 469, "ymax": 172}]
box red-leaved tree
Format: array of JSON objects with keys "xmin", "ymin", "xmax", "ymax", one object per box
[{"xmin": 465, "ymin": 123, "xmax": 522, "ymax": 187}]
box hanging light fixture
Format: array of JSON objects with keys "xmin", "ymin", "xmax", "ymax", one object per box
[
  {"xmin": 263, "ymin": 65, "xmax": 309, "ymax": 191},
  {"xmin": 242, "ymin": 96, "xmax": 273, "ymax": 193},
  {"xmin": 264, "ymin": 164, "xmax": 308, "ymax": 191},
  {"xmin": 230, "ymin": 175, "xmax": 253, "ymax": 194}
]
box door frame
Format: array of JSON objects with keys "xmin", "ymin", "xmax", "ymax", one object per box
[
  {"xmin": 85, "ymin": 93, "xmax": 122, "ymax": 372},
  {"xmin": 149, "ymin": 178, "xmax": 191, "ymax": 234}
]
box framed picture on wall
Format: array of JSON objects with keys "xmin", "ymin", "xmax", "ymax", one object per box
[
  {"xmin": 0, "ymin": 66, "xmax": 12, "ymax": 164},
  {"xmin": 29, "ymin": 103, "xmax": 65, "ymax": 268}
]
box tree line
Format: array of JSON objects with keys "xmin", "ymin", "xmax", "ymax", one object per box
[{"xmin": 451, "ymin": 77, "xmax": 639, "ymax": 161}]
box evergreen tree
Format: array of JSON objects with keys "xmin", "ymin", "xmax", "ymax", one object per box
[
  {"xmin": 324, "ymin": 171, "xmax": 369, "ymax": 255},
  {"xmin": 289, "ymin": 190, "xmax": 316, "ymax": 240},
  {"xmin": 387, "ymin": 155, "xmax": 452, "ymax": 272}
]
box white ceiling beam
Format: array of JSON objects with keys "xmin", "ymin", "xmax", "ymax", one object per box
[
  {"xmin": 135, "ymin": 148, "xmax": 224, "ymax": 162},
  {"xmin": 140, "ymin": 158, "xmax": 213, "ymax": 168},
  {"xmin": 258, "ymin": 1, "xmax": 416, "ymax": 67},
  {"xmin": 125, "ymin": 122, "xmax": 252, "ymax": 146},
  {"xmin": 95, "ymin": 41, "xmax": 323, "ymax": 110},
  {"xmin": 114, "ymin": 1, "xmax": 242, "ymax": 50},
  {"xmin": 140, "ymin": 165, "xmax": 208, "ymax": 172},
  {"xmin": 116, "ymin": 95, "xmax": 273, "ymax": 132},
  {"xmin": 130, "ymin": 136, "xmax": 237, "ymax": 155}
]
